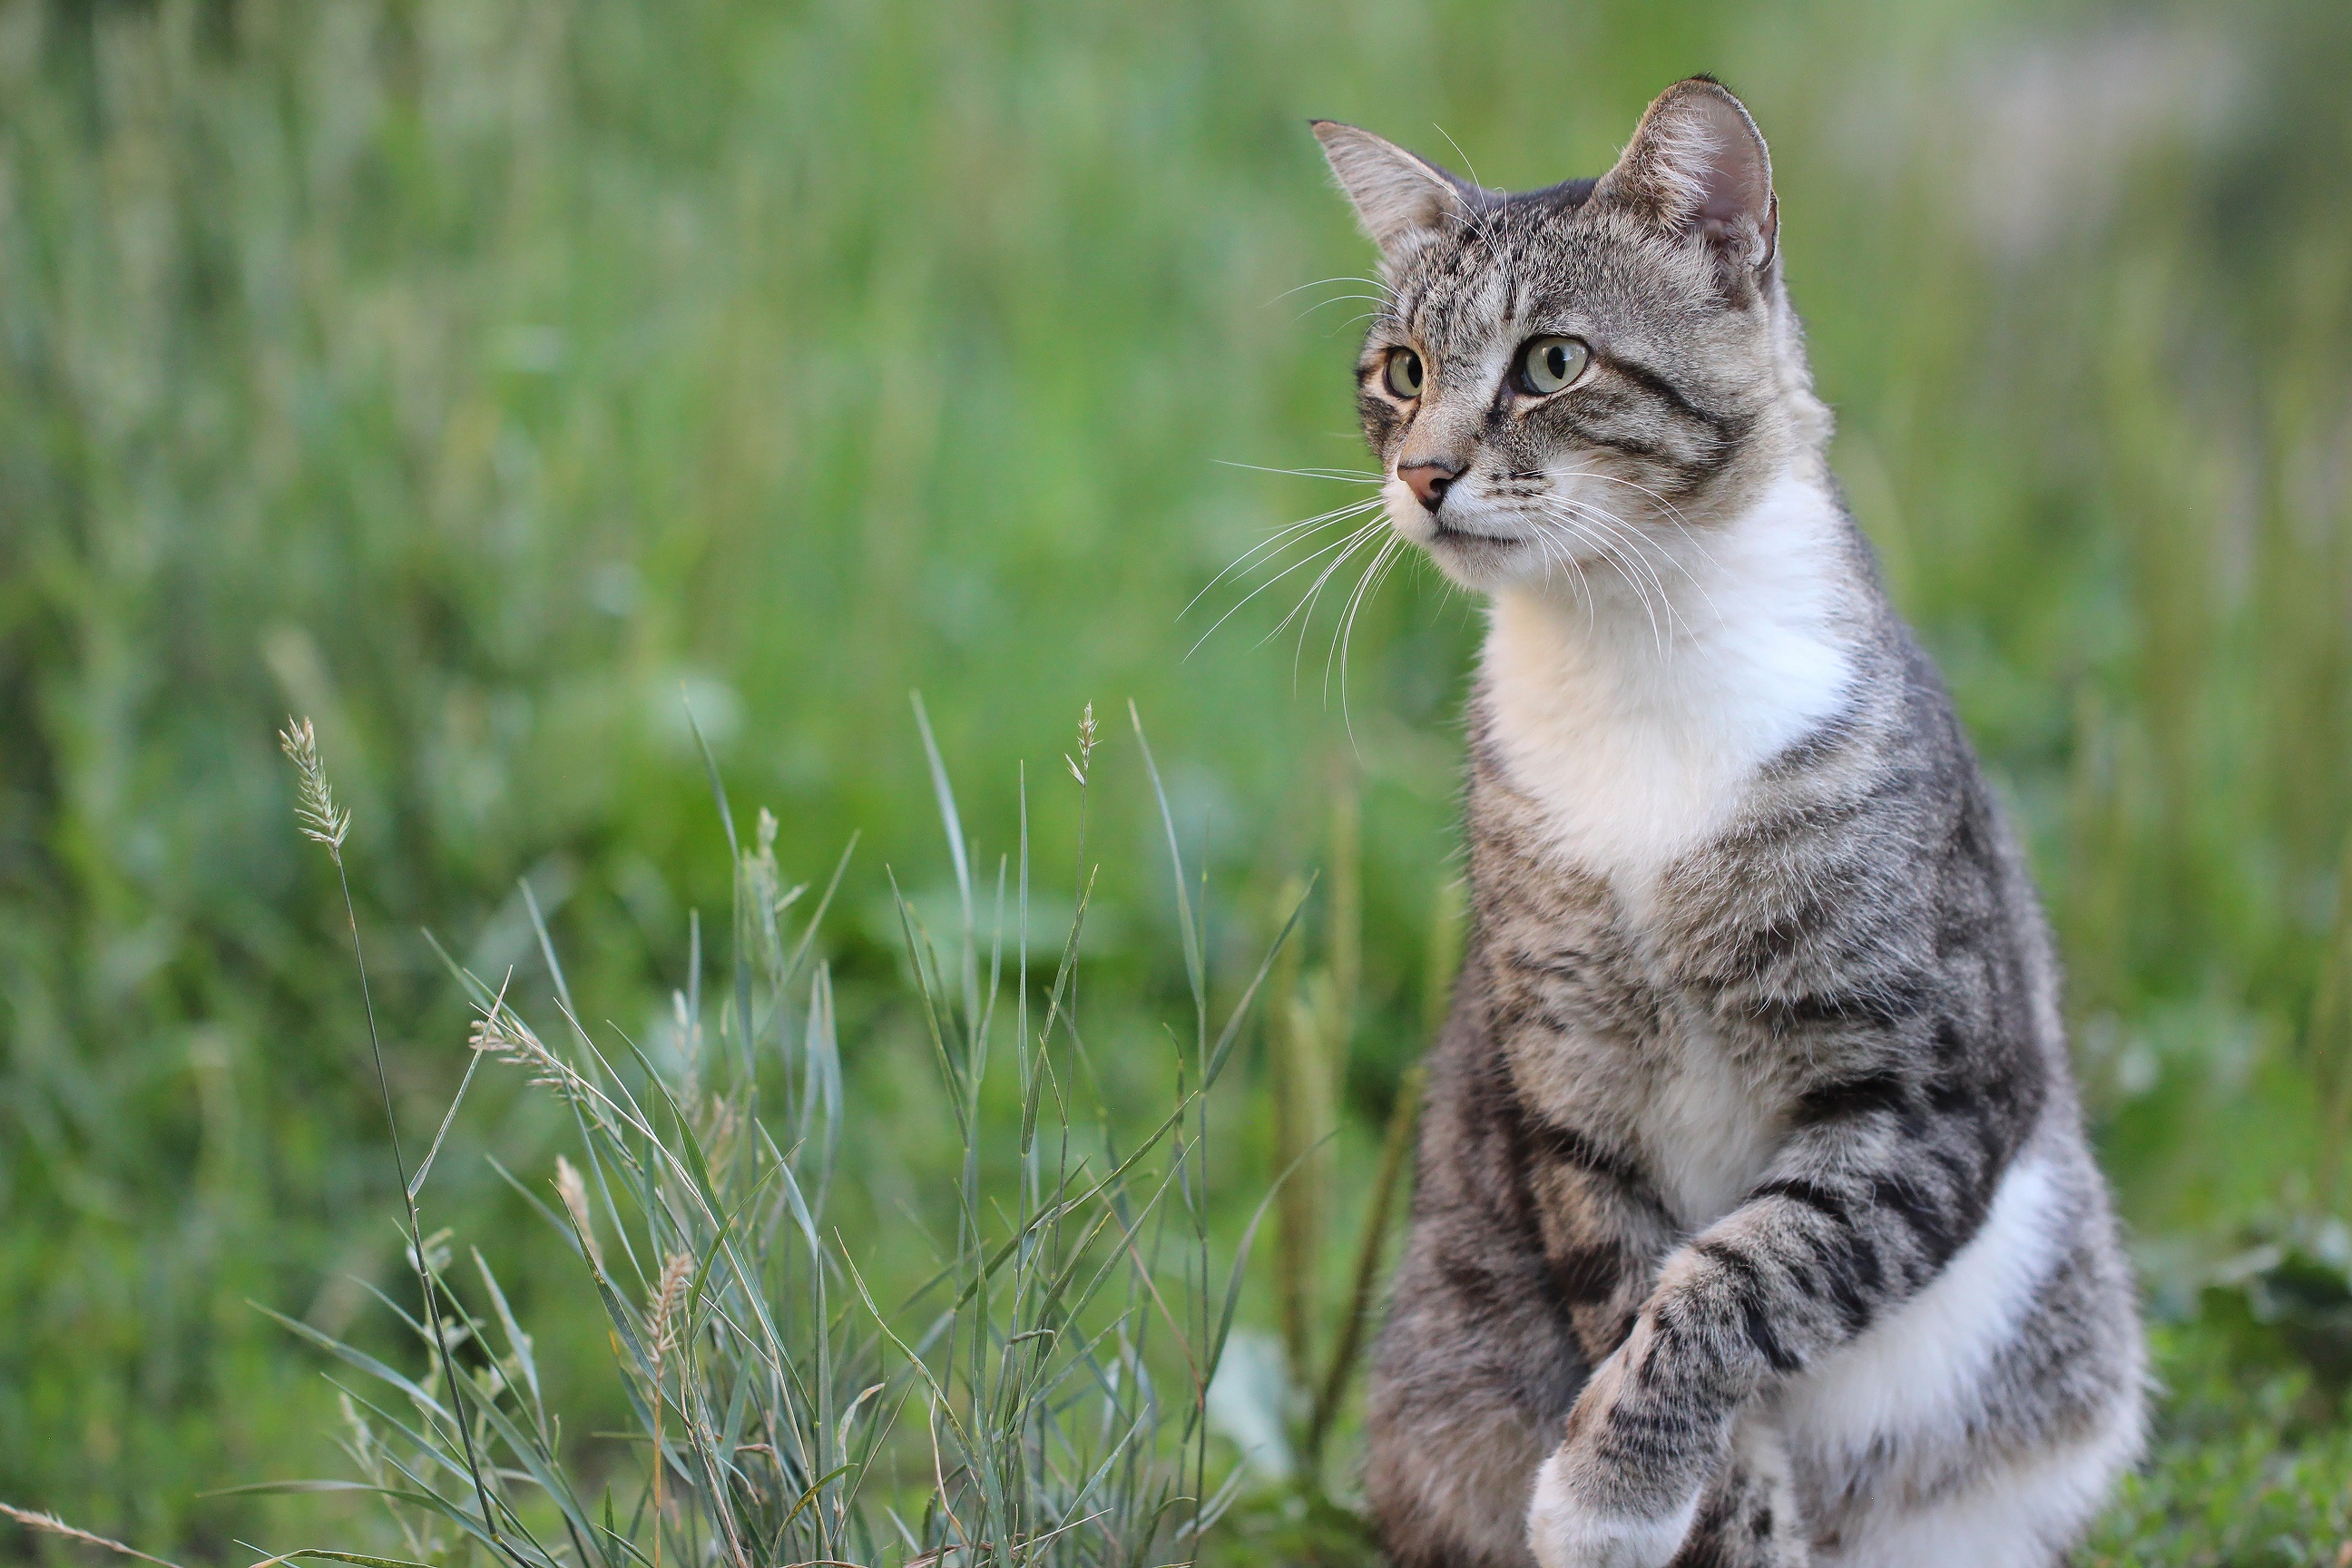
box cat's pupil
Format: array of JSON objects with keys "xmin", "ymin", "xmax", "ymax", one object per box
[{"xmin": 1545, "ymin": 345, "xmax": 1566, "ymax": 378}]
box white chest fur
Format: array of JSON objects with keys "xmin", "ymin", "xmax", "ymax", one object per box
[
  {"xmin": 1480, "ymin": 467, "xmax": 1857, "ymax": 903},
  {"xmin": 1633, "ymin": 1005, "xmax": 1789, "ymax": 1229}
]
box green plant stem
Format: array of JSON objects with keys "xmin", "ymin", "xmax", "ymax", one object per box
[
  {"xmin": 1305, "ymin": 1063, "xmax": 1425, "ymax": 1471},
  {"xmin": 329, "ymin": 858, "xmax": 516, "ymax": 1565}
]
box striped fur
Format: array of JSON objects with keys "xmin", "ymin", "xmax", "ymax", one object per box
[{"xmin": 1313, "ymin": 79, "xmax": 2144, "ymax": 1566}]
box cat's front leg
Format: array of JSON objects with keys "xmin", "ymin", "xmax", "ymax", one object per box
[
  {"xmin": 1524, "ymin": 1318, "xmax": 1716, "ymax": 1568},
  {"xmin": 1530, "ymin": 1374, "xmax": 1810, "ymax": 1568},
  {"xmin": 1529, "ymin": 1092, "xmax": 2016, "ymax": 1568}
]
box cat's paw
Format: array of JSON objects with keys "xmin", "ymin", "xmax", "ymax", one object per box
[{"xmin": 1524, "ymin": 1445, "xmax": 1699, "ymax": 1568}]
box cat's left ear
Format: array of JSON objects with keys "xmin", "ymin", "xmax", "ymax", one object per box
[
  {"xmin": 1311, "ymin": 121, "xmax": 1480, "ymax": 261},
  {"xmin": 1594, "ymin": 77, "xmax": 1777, "ymax": 276}
]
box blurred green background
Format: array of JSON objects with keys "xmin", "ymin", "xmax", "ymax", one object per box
[{"xmin": 5, "ymin": 0, "xmax": 2352, "ymax": 1560}]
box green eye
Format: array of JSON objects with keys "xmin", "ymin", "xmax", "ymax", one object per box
[
  {"xmin": 1518, "ymin": 336, "xmax": 1590, "ymax": 396},
  {"xmin": 1384, "ymin": 347, "xmax": 1425, "ymax": 399}
]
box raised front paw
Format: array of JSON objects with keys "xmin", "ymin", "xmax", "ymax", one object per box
[{"xmin": 1524, "ymin": 1445, "xmax": 1700, "ymax": 1568}]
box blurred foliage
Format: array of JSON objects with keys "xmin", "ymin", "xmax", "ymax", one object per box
[{"xmin": 3, "ymin": 0, "xmax": 2352, "ymax": 1558}]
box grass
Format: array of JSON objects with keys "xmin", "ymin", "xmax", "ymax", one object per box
[
  {"xmin": 227, "ymin": 709, "xmax": 1288, "ymax": 1568},
  {"xmin": 3, "ymin": 0, "xmax": 2352, "ymax": 1560}
]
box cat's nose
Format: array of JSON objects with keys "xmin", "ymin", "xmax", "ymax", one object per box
[{"xmin": 1398, "ymin": 461, "xmax": 1461, "ymax": 513}]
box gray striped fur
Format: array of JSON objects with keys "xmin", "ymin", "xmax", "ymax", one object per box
[{"xmin": 1311, "ymin": 79, "xmax": 2144, "ymax": 1567}]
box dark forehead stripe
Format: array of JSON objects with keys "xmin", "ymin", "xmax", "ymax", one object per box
[{"xmin": 1602, "ymin": 354, "xmax": 1750, "ymax": 442}]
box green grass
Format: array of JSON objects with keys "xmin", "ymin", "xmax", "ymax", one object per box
[
  {"xmin": 4, "ymin": 0, "xmax": 2352, "ymax": 1560},
  {"xmin": 220, "ymin": 709, "xmax": 1278, "ymax": 1568}
]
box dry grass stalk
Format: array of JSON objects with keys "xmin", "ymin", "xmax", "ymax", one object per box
[{"xmin": 0, "ymin": 1503, "xmax": 187, "ymax": 1568}]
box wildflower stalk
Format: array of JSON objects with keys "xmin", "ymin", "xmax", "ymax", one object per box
[{"xmin": 278, "ymin": 719, "xmax": 517, "ymax": 1565}]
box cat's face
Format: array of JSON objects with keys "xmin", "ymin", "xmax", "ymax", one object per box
[{"xmin": 1318, "ymin": 80, "xmax": 1818, "ymax": 595}]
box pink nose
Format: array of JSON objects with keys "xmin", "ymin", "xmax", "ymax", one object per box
[{"xmin": 1399, "ymin": 462, "xmax": 1459, "ymax": 512}]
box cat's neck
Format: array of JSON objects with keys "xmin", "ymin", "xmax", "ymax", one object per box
[{"xmin": 1477, "ymin": 462, "xmax": 1861, "ymax": 897}]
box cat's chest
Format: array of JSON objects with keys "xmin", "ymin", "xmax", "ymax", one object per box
[
  {"xmin": 1481, "ymin": 663, "xmax": 1767, "ymax": 901},
  {"xmin": 1474, "ymin": 504, "xmax": 1857, "ymax": 897},
  {"xmin": 1490, "ymin": 903, "xmax": 1789, "ymax": 1230},
  {"xmin": 1478, "ymin": 845, "xmax": 1788, "ymax": 1229},
  {"xmin": 1626, "ymin": 1003, "xmax": 1790, "ymax": 1228}
]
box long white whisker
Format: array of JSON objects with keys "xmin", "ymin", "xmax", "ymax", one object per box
[
  {"xmin": 1326, "ymin": 531, "xmax": 1401, "ymax": 704},
  {"xmin": 1553, "ymin": 501, "xmax": 1676, "ymax": 613},
  {"xmin": 1540, "ymin": 495, "xmax": 1683, "ymax": 612},
  {"xmin": 1295, "ymin": 299, "xmax": 1390, "ymax": 325},
  {"xmin": 1276, "ymin": 523, "xmax": 1387, "ymax": 647},
  {"xmin": 1264, "ymin": 274, "xmax": 1396, "ymax": 308},
  {"xmin": 1189, "ymin": 516, "xmax": 1389, "ymax": 659},
  {"xmin": 1181, "ymin": 496, "xmax": 1388, "ymax": 617},
  {"xmin": 1559, "ymin": 467, "xmax": 1725, "ymax": 577},
  {"xmin": 1209, "ymin": 460, "xmax": 1384, "ymax": 482},
  {"xmin": 1545, "ymin": 493, "xmax": 1722, "ymax": 635},
  {"xmin": 1430, "ymin": 122, "xmax": 1485, "ymax": 191},
  {"xmin": 1560, "ymin": 466, "xmax": 1698, "ymax": 532},
  {"xmin": 1333, "ymin": 534, "xmax": 1407, "ymax": 751},
  {"xmin": 1273, "ymin": 521, "xmax": 1391, "ymax": 681},
  {"xmin": 1527, "ymin": 514, "xmax": 1595, "ymax": 622},
  {"xmin": 1543, "ymin": 502, "xmax": 1668, "ymax": 656}
]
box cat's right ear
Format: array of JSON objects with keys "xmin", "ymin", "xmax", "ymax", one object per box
[
  {"xmin": 1311, "ymin": 122, "xmax": 1475, "ymax": 260},
  {"xmin": 1592, "ymin": 78, "xmax": 1777, "ymax": 276}
]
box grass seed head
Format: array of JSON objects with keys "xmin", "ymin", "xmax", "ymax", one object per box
[
  {"xmin": 554, "ymin": 1155, "xmax": 602, "ymax": 1268},
  {"xmin": 278, "ymin": 716, "xmax": 352, "ymax": 861},
  {"xmin": 1065, "ymin": 701, "xmax": 1099, "ymax": 785},
  {"xmin": 649, "ymin": 1250, "xmax": 694, "ymax": 1372}
]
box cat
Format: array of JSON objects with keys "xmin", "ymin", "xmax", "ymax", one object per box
[{"xmin": 1308, "ymin": 78, "xmax": 2145, "ymax": 1568}]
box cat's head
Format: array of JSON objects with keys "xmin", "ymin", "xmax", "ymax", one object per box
[{"xmin": 1314, "ymin": 78, "xmax": 1827, "ymax": 594}]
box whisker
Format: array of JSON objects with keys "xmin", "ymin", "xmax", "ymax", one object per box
[
  {"xmin": 1544, "ymin": 493, "xmax": 1723, "ymax": 634},
  {"xmin": 1326, "ymin": 532, "xmax": 1400, "ymax": 704},
  {"xmin": 1540, "ymin": 496, "xmax": 1684, "ymax": 611},
  {"xmin": 1330, "ymin": 534, "xmax": 1411, "ymax": 741},
  {"xmin": 1210, "ymin": 460, "xmax": 1385, "ymax": 482},
  {"xmin": 1294, "ymin": 297, "xmax": 1391, "ymax": 324},
  {"xmin": 1271, "ymin": 520, "xmax": 1391, "ymax": 681},
  {"xmin": 1559, "ymin": 468, "xmax": 1725, "ymax": 575},
  {"xmin": 1181, "ymin": 495, "xmax": 1387, "ymax": 617},
  {"xmin": 1527, "ymin": 514, "xmax": 1595, "ymax": 620},
  {"xmin": 1188, "ymin": 515, "xmax": 1389, "ymax": 659},
  {"xmin": 1264, "ymin": 274, "xmax": 1397, "ymax": 308},
  {"xmin": 1541, "ymin": 502, "xmax": 1669, "ymax": 655}
]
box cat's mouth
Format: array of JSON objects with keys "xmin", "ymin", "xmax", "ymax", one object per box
[{"xmin": 1427, "ymin": 517, "xmax": 1525, "ymax": 547}]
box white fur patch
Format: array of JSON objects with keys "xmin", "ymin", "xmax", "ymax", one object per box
[
  {"xmin": 1819, "ymin": 1390, "xmax": 2143, "ymax": 1567},
  {"xmin": 1634, "ymin": 1010, "xmax": 1788, "ymax": 1229},
  {"xmin": 1525, "ymin": 1446, "xmax": 1700, "ymax": 1568},
  {"xmin": 1777, "ymin": 1155, "xmax": 2065, "ymax": 1477},
  {"xmin": 1477, "ymin": 467, "xmax": 1855, "ymax": 901}
]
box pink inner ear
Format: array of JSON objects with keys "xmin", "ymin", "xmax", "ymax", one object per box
[
  {"xmin": 1680, "ymin": 98, "xmax": 1774, "ymax": 260},
  {"xmin": 1691, "ymin": 110, "xmax": 1769, "ymax": 229}
]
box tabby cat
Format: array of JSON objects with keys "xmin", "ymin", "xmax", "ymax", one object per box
[{"xmin": 1309, "ymin": 78, "xmax": 2145, "ymax": 1567}]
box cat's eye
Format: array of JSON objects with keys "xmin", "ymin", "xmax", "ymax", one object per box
[
  {"xmin": 1516, "ymin": 336, "xmax": 1590, "ymax": 397},
  {"xmin": 1383, "ymin": 348, "xmax": 1426, "ymax": 400}
]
